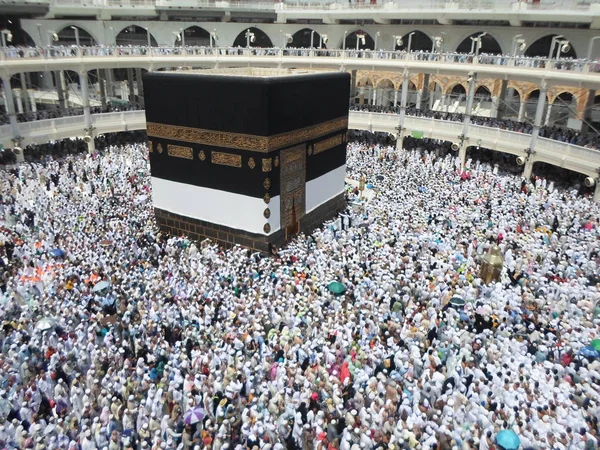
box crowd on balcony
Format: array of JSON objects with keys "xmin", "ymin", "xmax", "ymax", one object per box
[
  {"xmin": 350, "ymin": 104, "xmax": 600, "ymax": 150},
  {"xmin": 0, "ymin": 132, "xmax": 599, "ymax": 450},
  {"xmin": 0, "ymin": 104, "xmax": 144, "ymax": 125},
  {"xmin": 2, "ymin": 44, "xmax": 599, "ymax": 71}
]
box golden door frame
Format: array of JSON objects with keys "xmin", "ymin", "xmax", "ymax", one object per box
[{"xmin": 279, "ymin": 144, "xmax": 306, "ymax": 239}]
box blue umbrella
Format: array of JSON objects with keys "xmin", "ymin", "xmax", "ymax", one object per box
[
  {"xmin": 366, "ymin": 183, "xmax": 374, "ymax": 189},
  {"xmin": 579, "ymin": 346, "xmax": 600, "ymax": 359},
  {"xmin": 49, "ymin": 249, "xmax": 65, "ymax": 258},
  {"xmin": 496, "ymin": 430, "xmax": 520, "ymax": 450}
]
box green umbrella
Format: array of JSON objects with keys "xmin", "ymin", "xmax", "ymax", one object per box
[
  {"xmin": 591, "ymin": 339, "xmax": 600, "ymax": 351},
  {"xmin": 449, "ymin": 296, "xmax": 466, "ymax": 307},
  {"xmin": 328, "ymin": 282, "xmax": 346, "ymax": 296}
]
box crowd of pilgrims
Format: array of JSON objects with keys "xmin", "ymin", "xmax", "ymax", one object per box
[{"xmin": 0, "ymin": 131, "xmax": 599, "ymax": 450}]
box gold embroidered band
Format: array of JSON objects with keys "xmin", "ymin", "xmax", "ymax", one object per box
[
  {"xmin": 167, "ymin": 144, "xmax": 193, "ymax": 160},
  {"xmin": 146, "ymin": 117, "xmax": 348, "ymax": 153},
  {"xmin": 313, "ymin": 134, "xmax": 344, "ymax": 155},
  {"xmin": 211, "ymin": 151, "xmax": 242, "ymax": 168}
]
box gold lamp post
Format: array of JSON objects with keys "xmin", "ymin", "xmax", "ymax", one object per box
[{"xmin": 480, "ymin": 245, "xmax": 504, "ymax": 285}]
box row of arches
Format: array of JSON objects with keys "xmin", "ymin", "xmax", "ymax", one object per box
[
  {"xmin": 355, "ymin": 76, "xmax": 600, "ymax": 126},
  {"xmin": 15, "ymin": 25, "xmax": 579, "ymax": 58}
]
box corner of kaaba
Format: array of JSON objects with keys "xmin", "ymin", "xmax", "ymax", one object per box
[{"xmin": 143, "ymin": 68, "xmax": 350, "ymax": 253}]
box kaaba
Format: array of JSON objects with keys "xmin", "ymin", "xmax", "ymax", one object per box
[{"xmin": 144, "ymin": 68, "xmax": 350, "ymax": 253}]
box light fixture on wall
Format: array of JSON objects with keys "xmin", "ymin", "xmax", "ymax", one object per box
[
  {"xmin": 516, "ymin": 147, "xmax": 535, "ymax": 165},
  {"xmin": 1, "ymin": 30, "xmax": 13, "ymax": 48}
]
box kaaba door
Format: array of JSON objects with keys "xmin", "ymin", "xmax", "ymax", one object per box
[{"xmin": 280, "ymin": 144, "xmax": 306, "ymax": 239}]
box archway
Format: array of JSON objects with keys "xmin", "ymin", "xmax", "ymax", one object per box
[
  {"xmin": 394, "ymin": 31, "xmax": 432, "ymax": 52},
  {"xmin": 525, "ymin": 34, "xmax": 577, "ymax": 59},
  {"xmin": 532, "ymin": 162, "xmax": 593, "ymax": 195},
  {"xmin": 355, "ymin": 78, "xmax": 374, "ymax": 106},
  {"xmin": 56, "ymin": 26, "xmax": 96, "ymax": 46},
  {"xmin": 456, "ymin": 32, "xmax": 502, "ymax": 55},
  {"xmin": 403, "ymin": 137, "xmax": 453, "ymax": 156},
  {"xmin": 109, "ymin": 67, "xmax": 148, "ymax": 106},
  {"xmin": 524, "ymin": 89, "xmax": 549, "ymax": 122},
  {"xmin": 407, "ymin": 80, "xmax": 418, "ymax": 107},
  {"xmin": 344, "ymin": 30, "xmax": 374, "ymax": 51},
  {"xmin": 115, "ymin": 25, "xmax": 158, "ymax": 46},
  {"xmin": 503, "ymin": 88, "xmax": 522, "ymax": 119},
  {"xmin": 429, "ymin": 81, "xmax": 444, "ymax": 111},
  {"xmin": 176, "ymin": 26, "xmax": 210, "ymax": 47},
  {"xmin": 10, "ymin": 28, "xmax": 35, "ymax": 46},
  {"xmin": 450, "ymin": 84, "xmax": 466, "ymax": 97},
  {"xmin": 466, "ymin": 147, "xmax": 522, "ymax": 175},
  {"xmin": 550, "ymin": 92, "xmax": 575, "ymax": 125},
  {"xmin": 288, "ymin": 28, "xmax": 324, "ymax": 48},
  {"xmin": 475, "ymin": 86, "xmax": 492, "ymax": 101},
  {"xmin": 232, "ymin": 27, "xmax": 273, "ymax": 48},
  {"xmin": 376, "ymin": 78, "xmax": 395, "ymax": 107}
]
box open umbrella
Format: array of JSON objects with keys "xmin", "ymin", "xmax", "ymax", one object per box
[
  {"xmin": 49, "ymin": 249, "xmax": 65, "ymax": 258},
  {"xmin": 579, "ymin": 346, "xmax": 600, "ymax": 359},
  {"xmin": 328, "ymin": 281, "xmax": 346, "ymax": 296},
  {"xmin": 591, "ymin": 339, "xmax": 600, "ymax": 351},
  {"xmin": 449, "ymin": 296, "xmax": 466, "ymax": 308},
  {"xmin": 366, "ymin": 183, "xmax": 374, "ymax": 189},
  {"xmin": 376, "ymin": 175, "xmax": 384, "ymax": 181},
  {"xmin": 496, "ymin": 429, "xmax": 520, "ymax": 450},
  {"xmin": 35, "ymin": 317, "xmax": 56, "ymax": 332},
  {"xmin": 100, "ymin": 239, "xmax": 112, "ymax": 247},
  {"xmin": 92, "ymin": 281, "xmax": 110, "ymax": 293},
  {"xmin": 184, "ymin": 406, "xmax": 204, "ymax": 425}
]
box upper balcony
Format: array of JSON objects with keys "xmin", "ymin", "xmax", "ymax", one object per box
[
  {"xmin": 4, "ymin": 0, "xmax": 600, "ymax": 28},
  {"xmin": 2, "ymin": 46, "xmax": 600, "ymax": 91}
]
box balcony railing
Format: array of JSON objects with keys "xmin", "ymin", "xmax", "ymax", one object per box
[
  {"xmin": 2, "ymin": 45, "xmax": 599, "ymax": 74},
  {"xmin": 16, "ymin": 0, "xmax": 598, "ymax": 10}
]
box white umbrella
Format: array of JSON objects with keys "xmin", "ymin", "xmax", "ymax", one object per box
[
  {"xmin": 92, "ymin": 281, "xmax": 110, "ymax": 292},
  {"xmin": 35, "ymin": 318, "xmax": 56, "ymax": 331}
]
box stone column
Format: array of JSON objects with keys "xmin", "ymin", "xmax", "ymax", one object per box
[
  {"xmin": 350, "ymin": 70, "xmax": 357, "ymax": 99},
  {"xmin": 14, "ymin": 90, "xmax": 23, "ymax": 114},
  {"xmin": 525, "ymin": 83, "xmax": 547, "ymax": 179},
  {"xmin": 29, "ymin": 91, "xmax": 37, "ymax": 112},
  {"xmin": 419, "ymin": 74, "xmax": 429, "ymax": 110},
  {"xmin": 26, "ymin": 72, "xmax": 36, "ymax": 112},
  {"xmin": 518, "ymin": 100, "xmax": 526, "ymax": 122},
  {"xmin": 544, "ymin": 102, "xmax": 553, "ymax": 126},
  {"xmin": 19, "ymin": 73, "xmax": 30, "ymax": 114},
  {"xmin": 54, "ymin": 71, "xmax": 67, "ymax": 110},
  {"xmin": 97, "ymin": 69, "xmax": 107, "ymax": 108},
  {"xmin": 127, "ymin": 68, "xmax": 135, "ymax": 106},
  {"xmin": 459, "ymin": 73, "xmax": 477, "ymax": 167},
  {"xmin": 80, "ymin": 71, "xmax": 95, "ymax": 154},
  {"xmin": 135, "ymin": 68, "xmax": 144, "ymax": 107},
  {"xmin": 398, "ymin": 70, "xmax": 409, "ymax": 149},
  {"xmin": 104, "ymin": 68, "xmax": 114, "ymax": 99},
  {"xmin": 495, "ymin": 79, "xmax": 508, "ymax": 119},
  {"xmin": 594, "ymin": 182, "xmax": 600, "ymax": 202},
  {"xmin": 415, "ymin": 90, "xmax": 423, "ymax": 110},
  {"xmin": 579, "ymin": 89, "xmax": 596, "ymax": 134},
  {"xmin": 2, "ymin": 77, "xmax": 21, "ymax": 145},
  {"xmin": 523, "ymin": 158, "xmax": 534, "ymax": 179}
]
